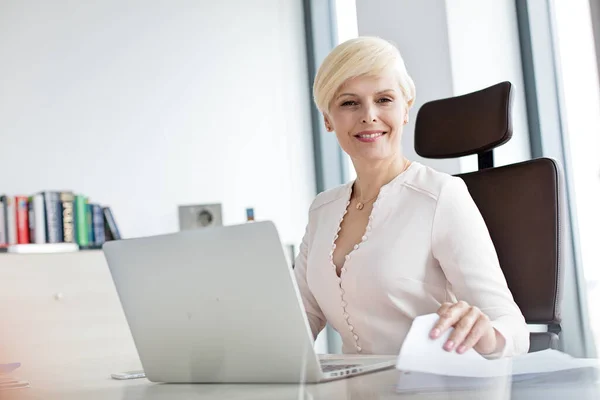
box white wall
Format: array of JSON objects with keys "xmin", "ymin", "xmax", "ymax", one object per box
[
  {"xmin": 0, "ymin": 0, "xmax": 316, "ymax": 245},
  {"xmin": 354, "ymin": 0, "xmax": 531, "ymax": 174}
]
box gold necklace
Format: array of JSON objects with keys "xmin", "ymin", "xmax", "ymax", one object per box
[
  {"xmin": 355, "ymin": 158, "xmax": 410, "ymax": 211},
  {"xmin": 355, "ymin": 188, "xmax": 378, "ymax": 211},
  {"xmin": 355, "ymin": 196, "xmax": 377, "ymax": 210}
]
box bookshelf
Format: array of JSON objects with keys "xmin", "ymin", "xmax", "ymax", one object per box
[{"xmin": 0, "ymin": 191, "xmax": 121, "ymax": 254}]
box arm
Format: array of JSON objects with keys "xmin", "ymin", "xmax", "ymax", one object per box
[
  {"xmin": 293, "ymin": 217, "xmax": 327, "ymax": 339},
  {"xmin": 431, "ymin": 177, "xmax": 530, "ymax": 358}
]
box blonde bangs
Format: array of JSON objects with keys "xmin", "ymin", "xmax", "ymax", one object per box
[{"xmin": 313, "ymin": 37, "xmax": 416, "ymax": 114}]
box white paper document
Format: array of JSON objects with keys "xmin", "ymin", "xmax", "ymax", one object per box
[{"xmin": 396, "ymin": 313, "xmax": 600, "ymax": 378}]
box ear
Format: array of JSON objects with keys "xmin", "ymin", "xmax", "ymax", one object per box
[{"xmin": 323, "ymin": 115, "xmax": 333, "ymax": 132}]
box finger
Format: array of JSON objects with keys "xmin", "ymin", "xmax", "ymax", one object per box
[
  {"xmin": 431, "ymin": 301, "xmax": 470, "ymax": 339},
  {"xmin": 444, "ymin": 306, "xmax": 481, "ymax": 351},
  {"xmin": 436, "ymin": 302, "xmax": 453, "ymax": 316},
  {"xmin": 457, "ymin": 315, "xmax": 490, "ymax": 354},
  {"xmin": 430, "ymin": 303, "xmax": 453, "ymax": 338}
]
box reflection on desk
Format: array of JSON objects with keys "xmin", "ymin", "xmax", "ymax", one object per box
[{"xmin": 8, "ymin": 367, "xmax": 600, "ymax": 400}]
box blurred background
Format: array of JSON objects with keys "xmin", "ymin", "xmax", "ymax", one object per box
[{"xmin": 0, "ymin": 0, "xmax": 598, "ymax": 360}]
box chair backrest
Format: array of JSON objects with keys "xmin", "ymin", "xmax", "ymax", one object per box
[{"xmin": 414, "ymin": 82, "xmax": 563, "ymax": 335}]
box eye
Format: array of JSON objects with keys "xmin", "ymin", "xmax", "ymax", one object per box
[
  {"xmin": 377, "ymin": 97, "xmax": 393, "ymax": 103},
  {"xmin": 341, "ymin": 100, "xmax": 358, "ymax": 107}
]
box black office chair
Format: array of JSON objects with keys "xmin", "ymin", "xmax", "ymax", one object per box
[{"xmin": 414, "ymin": 82, "xmax": 563, "ymax": 352}]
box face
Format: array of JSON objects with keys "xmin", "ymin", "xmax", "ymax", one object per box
[{"xmin": 324, "ymin": 71, "xmax": 408, "ymax": 164}]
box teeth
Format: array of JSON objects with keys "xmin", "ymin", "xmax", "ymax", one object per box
[{"xmin": 358, "ymin": 133, "xmax": 383, "ymax": 138}]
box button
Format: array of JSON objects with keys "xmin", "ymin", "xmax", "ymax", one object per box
[
  {"xmin": 368, "ymin": 216, "xmax": 373, "ymax": 221},
  {"xmin": 353, "ymin": 334, "xmax": 359, "ymax": 340},
  {"xmin": 353, "ymin": 244, "xmax": 359, "ymax": 250},
  {"xmin": 357, "ymin": 346, "xmax": 362, "ymax": 352},
  {"xmin": 345, "ymin": 254, "xmax": 350, "ymax": 260},
  {"xmin": 332, "ymin": 243, "xmax": 337, "ymax": 249},
  {"xmin": 337, "ymin": 227, "xmax": 341, "ymax": 232},
  {"xmin": 367, "ymin": 225, "xmax": 372, "ymax": 231},
  {"xmin": 340, "ymin": 289, "xmax": 345, "ymax": 295},
  {"xmin": 344, "ymin": 313, "xmax": 349, "ymax": 319},
  {"xmin": 362, "ymin": 235, "xmax": 367, "ymax": 241},
  {"xmin": 341, "ymin": 301, "xmax": 347, "ymax": 307},
  {"xmin": 349, "ymin": 325, "xmax": 354, "ymax": 331},
  {"xmin": 328, "ymin": 251, "xmax": 333, "ymax": 257},
  {"xmin": 337, "ymin": 277, "xmax": 342, "ymax": 283},
  {"xmin": 341, "ymin": 267, "xmax": 347, "ymax": 273}
]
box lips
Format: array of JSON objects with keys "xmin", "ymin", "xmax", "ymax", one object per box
[{"xmin": 354, "ymin": 130, "xmax": 386, "ymax": 142}]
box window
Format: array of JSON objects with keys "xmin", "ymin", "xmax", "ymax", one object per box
[{"xmin": 553, "ymin": 0, "xmax": 600, "ymax": 355}]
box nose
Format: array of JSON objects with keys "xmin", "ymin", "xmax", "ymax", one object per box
[{"xmin": 361, "ymin": 103, "xmax": 377, "ymax": 124}]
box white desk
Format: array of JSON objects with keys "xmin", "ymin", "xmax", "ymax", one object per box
[
  {"xmin": 2, "ymin": 252, "xmax": 600, "ymax": 399},
  {"xmin": 8, "ymin": 367, "xmax": 600, "ymax": 400}
]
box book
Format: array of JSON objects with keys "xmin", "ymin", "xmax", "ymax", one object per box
[
  {"xmin": 86, "ymin": 203, "xmax": 94, "ymax": 245},
  {"xmin": 60, "ymin": 192, "xmax": 75, "ymax": 243},
  {"xmin": 103, "ymin": 207, "xmax": 121, "ymax": 240},
  {"xmin": 27, "ymin": 196, "xmax": 34, "ymax": 243},
  {"xmin": 0, "ymin": 201, "xmax": 6, "ymax": 245},
  {"xmin": 92, "ymin": 204, "xmax": 105, "ymax": 246},
  {"xmin": 1, "ymin": 196, "xmax": 17, "ymax": 245},
  {"xmin": 74, "ymin": 195, "xmax": 89, "ymax": 247},
  {"xmin": 31, "ymin": 193, "xmax": 46, "ymax": 244},
  {"xmin": 15, "ymin": 196, "xmax": 30, "ymax": 244},
  {"xmin": 43, "ymin": 191, "xmax": 63, "ymax": 243}
]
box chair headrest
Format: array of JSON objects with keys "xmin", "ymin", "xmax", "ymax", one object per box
[{"xmin": 414, "ymin": 81, "xmax": 513, "ymax": 158}]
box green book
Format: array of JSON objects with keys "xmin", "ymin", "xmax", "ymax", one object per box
[{"xmin": 75, "ymin": 195, "xmax": 89, "ymax": 247}]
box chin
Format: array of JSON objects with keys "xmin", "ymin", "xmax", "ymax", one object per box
[{"xmin": 353, "ymin": 150, "xmax": 394, "ymax": 163}]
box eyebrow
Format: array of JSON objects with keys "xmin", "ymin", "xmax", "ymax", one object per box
[{"xmin": 336, "ymin": 89, "xmax": 397, "ymax": 99}]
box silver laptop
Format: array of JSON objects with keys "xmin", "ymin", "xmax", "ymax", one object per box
[{"xmin": 102, "ymin": 221, "xmax": 396, "ymax": 383}]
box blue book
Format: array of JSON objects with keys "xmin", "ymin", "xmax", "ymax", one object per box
[{"xmin": 92, "ymin": 204, "xmax": 105, "ymax": 246}]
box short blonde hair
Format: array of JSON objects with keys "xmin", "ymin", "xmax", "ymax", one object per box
[{"xmin": 313, "ymin": 36, "xmax": 416, "ymax": 114}]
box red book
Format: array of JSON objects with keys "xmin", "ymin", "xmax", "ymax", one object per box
[{"xmin": 15, "ymin": 196, "xmax": 30, "ymax": 244}]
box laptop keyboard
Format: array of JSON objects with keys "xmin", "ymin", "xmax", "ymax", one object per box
[{"xmin": 321, "ymin": 363, "xmax": 361, "ymax": 373}]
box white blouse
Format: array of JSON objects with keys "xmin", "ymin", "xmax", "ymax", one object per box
[{"xmin": 294, "ymin": 161, "xmax": 529, "ymax": 357}]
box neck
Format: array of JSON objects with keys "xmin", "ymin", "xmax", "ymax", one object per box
[{"xmin": 352, "ymin": 156, "xmax": 408, "ymax": 200}]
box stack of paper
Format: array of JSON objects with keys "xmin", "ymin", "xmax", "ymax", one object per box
[
  {"xmin": 0, "ymin": 363, "xmax": 30, "ymax": 391},
  {"xmin": 395, "ymin": 314, "xmax": 600, "ymax": 393}
]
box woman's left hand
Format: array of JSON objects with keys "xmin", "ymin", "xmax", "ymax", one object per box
[{"xmin": 430, "ymin": 301, "xmax": 504, "ymax": 355}]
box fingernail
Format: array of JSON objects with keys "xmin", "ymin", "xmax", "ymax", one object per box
[
  {"xmin": 430, "ymin": 329, "xmax": 440, "ymax": 338},
  {"xmin": 457, "ymin": 345, "xmax": 466, "ymax": 354},
  {"xmin": 444, "ymin": 340, "xmax": 454, "ymax": 351}
]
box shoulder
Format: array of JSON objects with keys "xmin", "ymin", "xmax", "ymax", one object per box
[
  {"xmin": 403, "ymin": 162, "xmax": 467, "ymax": 202},
  {"xmin": 309, "ymin": 183, "xmax": 351, "ymax": 213}
]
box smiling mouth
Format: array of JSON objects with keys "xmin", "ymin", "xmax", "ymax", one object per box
[
  {"xmin": 354, "ymin": 131, "xmax": 387, "ymax": 142},
  {"xmin": 355, "ymin": 132, "xmax": 386, "ymax": 139}
]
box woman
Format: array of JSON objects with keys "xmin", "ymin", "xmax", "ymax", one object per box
[{"xmin": 294, "ymin": 36, "xmax": 529, "ymax": 358}]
